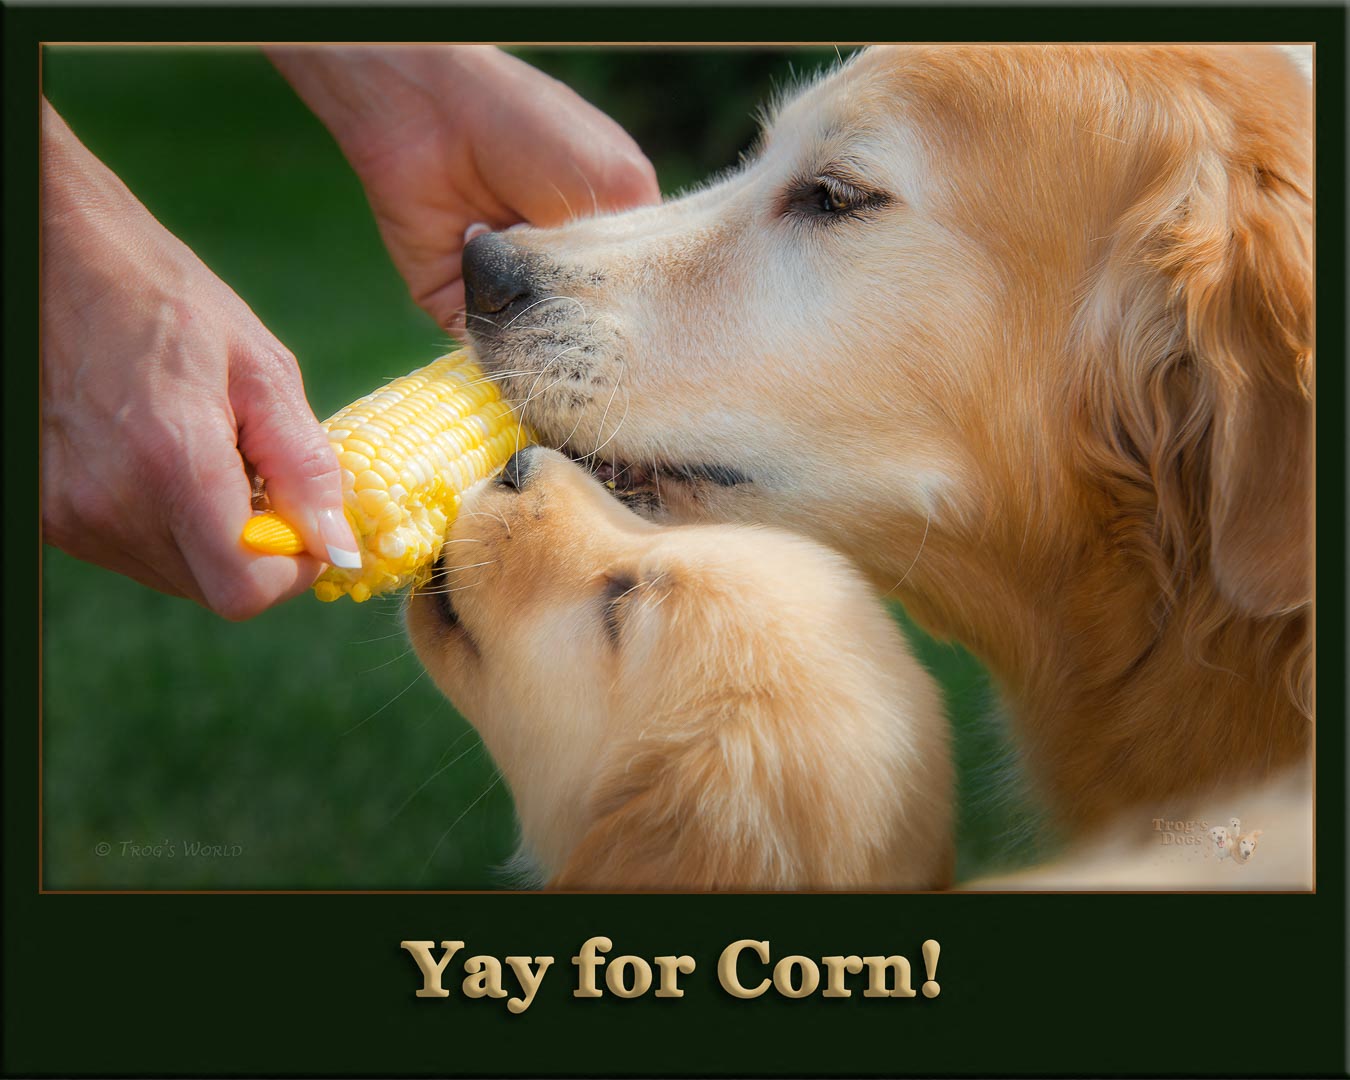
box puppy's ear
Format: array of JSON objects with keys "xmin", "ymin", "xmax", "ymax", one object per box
[{"xmin": 1180, "ymin": 151, "xmax": 1313, "ymax": 616}]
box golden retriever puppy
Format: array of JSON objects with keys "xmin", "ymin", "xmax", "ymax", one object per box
[
  {"xmin": 458, "ymin": 45, "xmax": 1313, "ymax": 885},
  {"xmin": 405, "ymin": 447, "xmax": 952, "ymax": 891}
]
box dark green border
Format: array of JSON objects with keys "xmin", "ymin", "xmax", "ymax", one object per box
[{"xmin": 7, "ymin": 6, "xmax": 1347, "ymax": 1077}]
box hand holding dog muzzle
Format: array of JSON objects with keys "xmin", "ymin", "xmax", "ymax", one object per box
[{"xmin": 268, "ymin": 45, "xmax": 662, "ymax": 333}]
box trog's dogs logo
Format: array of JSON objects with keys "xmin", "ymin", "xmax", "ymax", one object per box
[{"xmin": 1153, "ymin": 816, "xmax": 1266, "ymax": 865}]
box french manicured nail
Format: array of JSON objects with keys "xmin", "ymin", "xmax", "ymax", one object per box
[
  {"xmin": 464, "ymin": 222, "xmax": 491, "ymax": 243},
  {"xmin": 318, "ymin": 507, "xmax": 362, "ymax": 569}
]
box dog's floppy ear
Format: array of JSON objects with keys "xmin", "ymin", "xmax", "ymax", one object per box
[
  {"xmin": 1090, "ymin": 83, "xmax": 1312, "ymax": 619},
  {"xmin": 1178, "ymin": 148, "xmax": 1313, "ymax": 617}
]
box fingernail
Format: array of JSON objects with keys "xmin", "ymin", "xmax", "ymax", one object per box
[
  {"xmin": 464, "ymin": 222, "xmax": 491, "ymax": 243},
  {"xmin": 318, "ymin": 507, "xmax": 362, "ymax": 569}
]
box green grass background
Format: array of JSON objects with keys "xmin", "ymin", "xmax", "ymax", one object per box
[{"xmin": 41, "ymin": 46, "xmax": 1046, "ymax": 889}]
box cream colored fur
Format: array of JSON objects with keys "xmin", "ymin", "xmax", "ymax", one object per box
[{"xmin": 406, "ymin": 450, "xmax": 953, "ymax": 890}]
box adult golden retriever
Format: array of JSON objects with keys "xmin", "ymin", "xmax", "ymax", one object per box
[
  {"xmin": 458, "ymin": 44, "xmax": 1314, "ymax": 887},
  {"xmin": 407, "ymin": 447, "xmax": 953, "ymax": 890}
]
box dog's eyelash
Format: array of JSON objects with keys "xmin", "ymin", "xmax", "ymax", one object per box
[
  {"xmin": 782, "ymin": 172, "xmax": 892, "ymax": 223},
  {"xmin": 602, "ymin": 574, "xmax": 638, "ymax": 646}
]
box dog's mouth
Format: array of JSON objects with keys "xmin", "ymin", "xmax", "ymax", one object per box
[
  {"xmin": 560, "ymin": 445, "xmax": 752, "ymax": 511},
  {"xmin": 419, "ymin": 555, "xmax": 481, "ymax": 656},
  {"xmin": 467, "ymin": 327, "xmax": 753, "ymax": 510}
]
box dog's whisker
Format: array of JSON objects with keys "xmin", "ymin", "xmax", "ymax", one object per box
[
  {"xmin": 652, "ymin": 451, "xmax": 664, "ymax": 503},
  {"xmin": 419, "ymin": 771, "xmax": 503, "ymax": 882},
  {"xmin": 385, "ymin": 741, "xmax": 485, "ymax": 827},
  {"xmin": 501, "ymin": 294, "xmax": 588, "ymax": 330},
  {"xmin": 434, "ymin": 557, "xmax": 498, "ymax": 574},
  {"xmin": 511, "ymin": 347, "xmax": 578, "ymax": 447},
  {"xmin": 637, "ymin": 582, "xmax": 671, "ymax": 615},
  {"xmin": 577, "ymin": 356, "xmax": 626, "ymax": 459},
  {"xmin": 547, "ymin": 180, "xmax": 576, "ymax": 222},
  {"xmin": 343, "ymin": 668, "xmax": 427, "ymax": 736},
  {"xmin": 360, "ymin": 644, "xmax": 417, "ymax": 674},
  {"xmin": 348, "ymin": 628, "xmax": 418, "ymax": 645},
  {"xmin": 454, "ymin": 368, "xmax": 545, "ymax": 390},
  {"xmin": 416, "ymin": 581, "xmax": 490, "ymax": 597},
  {"xmin": 567, "ymin": 158, "xmax": 601, "ymax": 219},
  {"xmin": 432, "ymin": 725, "xmax": 479, "ymax": 768},
  {"xmin": 885, "ymin": 510, "xmax": 931, "ymax": 598},
  {"xmin": 457, "ymin": 506, "xmax": 517, "ymax": 538},
  {"xmin": 553, "ymin": 329, "xmax": 610, "ymax": 454},
  {"xmin": 584, "ymin": 360, "xmax": 632, "ymax": 462},
  {"xmin": 462, "ymin": 313, "xmax": 560, "ymax": 339},
  {"xmin": 513, "ymin": 372, "xmax": 573, "ymax": 449}
]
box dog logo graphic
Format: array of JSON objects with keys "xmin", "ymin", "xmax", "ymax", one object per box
[{"xmin": 1211, "ymin": 818, "xmax": 1264, "ymax": 865}]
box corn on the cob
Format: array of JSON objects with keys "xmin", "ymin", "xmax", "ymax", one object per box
[{"xmin": 241, "ymin": 349, "xmax": 530, "ymax": 603}]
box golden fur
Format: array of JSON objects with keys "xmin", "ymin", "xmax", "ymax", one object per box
[
  {"xmin": 463, "ymin": 45, "xmax": 1313, "ymax": 885},
  {"xmin": 406, "ymin": 449, "xmax": 953, "ymax": 890}
]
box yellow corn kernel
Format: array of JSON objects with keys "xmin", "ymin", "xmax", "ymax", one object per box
[{"xmin": 240, "ymin": 348, "xmax": 531, "ymax": 602}]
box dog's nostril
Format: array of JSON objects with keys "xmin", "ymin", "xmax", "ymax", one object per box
[
  {"xmin": 462, "ymin": 232, "xmax": 534, "ymax": 317},
  {"xmin": 497, "ymin": 445, "xmax": 539, "ymax": 491}
]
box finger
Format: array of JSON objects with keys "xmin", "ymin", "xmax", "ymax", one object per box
[
  {"xmin": 497, "ymin": 122, "xmax": 659, "ymax": 227},
  {"xmin": 167, "ymin": 441, "xmax": 325, "ymax": 621},
  {"xmin": 427, "ymin": 279, "xmax": 468, "ymax": 338},
  {"xmin": 476, "ymin": 53, "xmax": 661, "ymax": 227},
  {"xmin": 229, "ymin": 343, "xmax": 361, "ymax": 570}
]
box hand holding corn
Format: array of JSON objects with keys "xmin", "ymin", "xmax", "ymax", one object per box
[
  {"xmin": 243, "ymin": 349, "xmax": 531, "ymax": 603},
  {"xmin": 43, "ymin": 46, "xmax": 656, "ymax": 621},
  {"xmin": 40, "ymin": 98, "xmax": 361, "ymax": 620}
]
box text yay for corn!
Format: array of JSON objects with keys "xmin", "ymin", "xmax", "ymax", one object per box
[{"xmin": 241, "ymin": 349, "xmax": 531, "ymax": 602}]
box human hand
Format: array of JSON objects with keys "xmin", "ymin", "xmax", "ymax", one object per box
[
  {"xmin": 268, "ymin": 45, "xmax": 661, "ymax": 330},
  {"xmin": 41, "ymin": 99, "xmax": 362, "ymax": 620}
]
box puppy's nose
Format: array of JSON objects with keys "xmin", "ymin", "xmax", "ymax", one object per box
[
  {"xmin": 497, "ymin": 445, "xmax": 540, "ymax": 491},
  {"xmin": 462, "ymin": 232, "xmax": 534, "ymax": 317}
]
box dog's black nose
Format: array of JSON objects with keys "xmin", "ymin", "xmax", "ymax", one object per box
[
  {"xmin": 462, "ymin": 232, "xmax": 534, "ymax": 318},
  {"xmin": 498, "ymin": 445, "xmax": 540, "ymax": 491}
]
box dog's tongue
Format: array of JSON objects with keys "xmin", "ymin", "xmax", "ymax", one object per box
[{"xmin": 589, "ymin": 459, "xmax": 653, "ymax": 492}]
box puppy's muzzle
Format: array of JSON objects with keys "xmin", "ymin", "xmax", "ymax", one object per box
[{"xmin": 462, "ymin": 232, "xmax": 542, "ymax": 323}]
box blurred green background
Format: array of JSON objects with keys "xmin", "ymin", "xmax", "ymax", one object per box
[{"xmin": 41, "ymin": 45, "xmax": 1048, "ymax": 889}]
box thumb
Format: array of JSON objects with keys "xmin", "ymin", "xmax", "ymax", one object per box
[
  {"xmin": 475, "ymin": 52, "xmax": 661, "ymax": 227},
  {"xmin": 230, "ymin": 343, "xmax": 361, "ymax": 570}
]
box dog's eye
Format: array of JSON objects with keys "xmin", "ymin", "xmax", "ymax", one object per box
[
  {"xmin": 601, "ymin": 574, "xmax": 638, "ymax": 646},
  {"xmin": 818, "ymin": 184, "xmax": 852, "ymax": 213},
  {"xmin": 809, "ymin": 178, "xmax": 860, "ymax": 216},
  {"xmin": 784, "ymin": 173, "xmax": 889, "ymax": 224}
]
